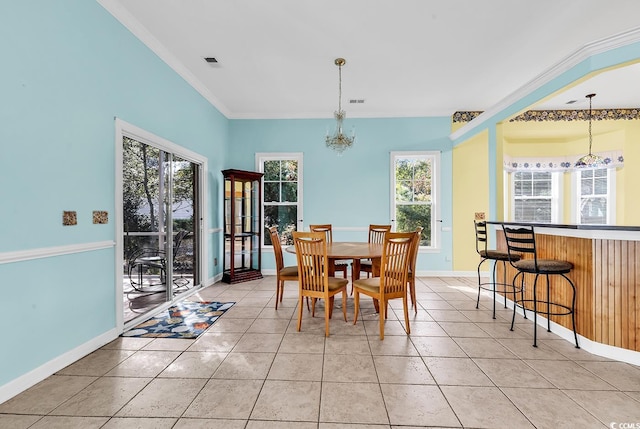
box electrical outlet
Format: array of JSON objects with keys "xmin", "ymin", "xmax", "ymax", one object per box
[{"xmin": 214, "ymin": 257, "xmax": 218, "ymax": 266}]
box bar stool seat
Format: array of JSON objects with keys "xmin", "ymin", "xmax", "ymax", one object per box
[
  {"xmin": 513, "ymin": 259, "xmax": 573, "ymax": 273},
  {"xmin": 474, "ymin": 221, "xmax": 521, "ymax": 319},
  {"xmin": 503, "ymin": 224, "xmax": 579, "ymax": 348}
]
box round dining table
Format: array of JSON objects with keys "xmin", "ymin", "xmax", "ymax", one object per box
[{"xmin": 286, "ymin": 241, "xmax": 383, "ymax": 280}]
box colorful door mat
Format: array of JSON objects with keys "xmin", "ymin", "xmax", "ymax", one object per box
[{"xmin": 122, "ymin": 301, "xmax": 235, "ymax": 339}]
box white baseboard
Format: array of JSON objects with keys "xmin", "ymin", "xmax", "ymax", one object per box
[
  {"xmin": 489, "ymin": 292, "xmax": 640, "ymax": 366},
  {"xmin": 0, "ymin": 328, "xmax": 119, "ymax": 405}
]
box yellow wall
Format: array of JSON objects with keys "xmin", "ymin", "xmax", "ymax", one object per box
[
  {"xmin": 500, "ymin": 119, "xmax": 640, "ymax": 225},
  {"xmin": 452, "ymin": 129, "xmax": 489, "ymax": 271}
]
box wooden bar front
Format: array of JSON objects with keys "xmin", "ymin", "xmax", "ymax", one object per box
[{"xmin": 494, "ymin": 225, "xmax": 640, "ymax": 353}]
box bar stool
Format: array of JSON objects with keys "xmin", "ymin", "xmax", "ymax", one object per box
[
  {"xmin": 474, "ymin": 220, "xmax": 520, "ymax": 319},
  {"xmin": 503, "ymin": 225, "xmax": 579, "ymax": 348}
]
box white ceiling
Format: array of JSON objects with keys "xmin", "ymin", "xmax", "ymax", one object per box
[{"xmin": 99, "ymin": 0, "xmax": 640, "ymax": 119}]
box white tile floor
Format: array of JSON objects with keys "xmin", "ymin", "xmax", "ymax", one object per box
[{"xmin": 1, "ymin": 276, "xmax": 640, "ymax": 428}]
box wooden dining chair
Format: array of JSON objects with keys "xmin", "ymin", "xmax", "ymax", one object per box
[
  {"xmin": 407, "ymin": 226, "xmax": 423, "ymax": 313},
  {"xmin": 309, "ymin": 224, "xmax": 349, "ymax": 278},
  {"xmin": 293, "ymin": 231, "xmax": 348, "ymax": 336},
  {"xmin": 359, "ymin": 224, "xmax": 392, "ymax": 279},
  {"xmin": 353, "ymin": 231, "xmax": 415, "ymax": 340},
  {"xmin": 268, "ymin": 226, "xmax": 299, "ymax": 310}
]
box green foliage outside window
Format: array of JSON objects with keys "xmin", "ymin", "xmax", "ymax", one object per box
[
  {"xmin": 263, "ymin": 159, "xmax": 299, "ymax": 245},
  {"xmin": 394, "ymin": 157, "xmax": 433, "ymax": 246}
]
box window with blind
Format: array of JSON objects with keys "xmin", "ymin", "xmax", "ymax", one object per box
[
  {"xmin": 576, "ymin": 168, "xmax": 612, "ymax": 224},
  {"xmin": 512, "ymin": 171, "xmax": 560, "ymax": 223}
]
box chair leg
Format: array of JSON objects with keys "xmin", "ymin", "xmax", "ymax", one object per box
[
  {"xmin": 353, "ymin": 290, "xmax": 360, "ymax": 325},
  {"xmin": 510, "ymin": 271, "xmax": 524, "ymax": 331},
  {"xmin": 546, "ymin": 274, "xmax": 552, "ymax": 332},
  {"xmin": 297, "ymin": 296, "xmax": 304, "ymax": 332},
  {"xmin": 403, "ymin": 295, "xmax": 411, "ymax": 335},
  {"xmin": 491, "ymin": 259, "xmax": 498, "ymax": 319},
  {"xmin": 563, "ymin": 273, "xmax": 580, "ymax": 349},
  {"xmin": 379, "ymin": 298, "xmax": 385, "ymax": 340},
  {"xmin": 533, "ymin": 274, "xmax": 540, "ymax": 348},
  {"xmin": 275, "ymin": 281, "xmax": 281, "ymax": 310},
  {"xmin": 311, "ymin": 298, "xmax": 316, "ymax": 317},
  {"xmin": 325, "ymin": 301, "xmax": 330, "ymax": 337},
  {"xmin": 328, "ymin": 296, "xmax": 334, "ymax": 319},
  {"xmin": 409, "ymin": 278, "xmax": 417, "ymax": 314},
  {"xmin": 476, "ymin": 258, "xmax": 485, "ymax": 309},
  {"xmin": 342, "ymin": 290, "xmax": 347, "ymax": 322},
  {"xmin": 502, "ymin": 260, "xmax": 508, "ymax": 308}
]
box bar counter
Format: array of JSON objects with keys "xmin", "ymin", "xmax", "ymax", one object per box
[{"xmin": 487, "ymin": 221, "xmax": 640, "ymax": 357}]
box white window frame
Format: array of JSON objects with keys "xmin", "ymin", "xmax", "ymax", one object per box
[
  {"xmin": 571, "ymin": 167, "xmax": 615, "ymax": 225},
  {"xmin": 390, "ymin": 151, "xmax": 440, "ymax": 250},
  {"xmin": 256, "ymin": 152, "xmax": 304, "ymax": 247},
  {"xmin": 509, "ymin": 171, "xmax": 562, "ymax": 223}
]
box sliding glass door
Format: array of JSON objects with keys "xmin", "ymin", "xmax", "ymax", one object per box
[{"xmin": 122, "ymin": 136, "xmax": 200, "ymax": 323}]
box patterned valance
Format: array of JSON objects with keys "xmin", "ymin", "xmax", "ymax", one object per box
[
  {"xmin": 452, "ymin": 111, "xmax": 483, "ymax": 123},
  {"xmin": 503, "ymin": 151, "xmax": 624, "ymax": 172},
  {"xmin": 510, "ymin": 109, "xmax": 640, "ymax": 122},
  {"xmin": 451, "ymin": 109, "xmax": 640, "ymax": 123}
]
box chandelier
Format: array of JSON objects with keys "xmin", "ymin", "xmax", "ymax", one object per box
[
  {"xmin": 575, "ymin": 93, "xmax": 605, "ymax": 168},
  {"xmin": 325, "ymin": 58, "xmax": 355, "ymax": 154}
]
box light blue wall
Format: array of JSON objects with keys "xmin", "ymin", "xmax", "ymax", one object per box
[
  {"xmin": 228, "ymin": 117, "xmax": 455, "ymax": 271},
  {"xmin": 0, "ymin": 0, "xmax": 228, "ymax": 387}
]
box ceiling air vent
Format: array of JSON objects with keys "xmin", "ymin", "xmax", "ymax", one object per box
[
  {"xmin": 349, "ymin": 99, "xmax": 365, "ymax": 104},
  {"xmin": 204, "ymin": 57, "xmax": 218, "ymax": 63}
]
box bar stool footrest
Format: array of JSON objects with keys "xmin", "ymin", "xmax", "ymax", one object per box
[{"xmin": 513, "ymin": 299, "xmax": 574, "ymax": 317}]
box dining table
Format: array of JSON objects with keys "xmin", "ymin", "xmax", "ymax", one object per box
[{"xmin": 285, "ymin": 241, "xmax": 384, "ymax": 281}]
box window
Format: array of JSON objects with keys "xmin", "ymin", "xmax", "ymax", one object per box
[
  {"xmin": 257, "ymin": 153, "xmax": 303, "ymax": 246},
  {"xmin": 575, "ymin": 168, "xmax": 613, "ymax": 224},
  {"xmin": 511, "ymin": 171, "xmax": 560, "ymax": 223},
  {"xmin": 391, "ymin": 152, "xmax": 439, "ymax": 248}
]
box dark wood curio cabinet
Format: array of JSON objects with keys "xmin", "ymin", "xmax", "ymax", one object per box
[{"xmin": 222, "ymin": 169, "xmax": 263, "ymax": 283}]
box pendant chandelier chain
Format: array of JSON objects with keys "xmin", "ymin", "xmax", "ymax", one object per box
[
  {"xmin": 337, "ymin": 61, "xmax": 343, "ymax": 113},
  {"xmin": 588, "ymin": 93, "xmax": 593, "ymax": 155}
]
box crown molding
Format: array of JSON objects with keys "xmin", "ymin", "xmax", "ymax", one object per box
[
  {"xmin": 450, "ymin": 27, "xmax": 640, "ymax": 142},
  {"xmin": 97, "ymin": 0, "xmax": 231, "ymax": 118},
  {"xmin": 227, "ymin": 109, "xmax": 455, "ymax": 120}
]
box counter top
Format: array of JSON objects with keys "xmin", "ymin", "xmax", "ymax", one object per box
[{"xmin": 485, "ymin": 221, "xmax": 640, "ymax": 232}]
